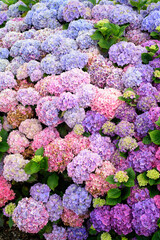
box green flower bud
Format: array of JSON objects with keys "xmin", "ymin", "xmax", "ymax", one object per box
[
  {"xmin": 32, "ymin": 155, "xmax": 43, "ymax": 163},
  {"xmin": 146, "ymin": 169, "xmax": 160, "ymax": 180},
  {"xmin": 114, "ymin": 171, "xmax": 129, "ymax": 183},
  {"xmin": 137, "ymin": 173, "xmax": 148, "ymax": 186},
  {"xmin": 93, "ymin": 198, "xmax": 106, "ymax": 208}
]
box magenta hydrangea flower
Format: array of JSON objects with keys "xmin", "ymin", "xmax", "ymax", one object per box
[
  {"xmin": 12, "ymin": 197, "xmax": 49, "ymax": 233},
  {"xmin": 0, "ymin": 176, "xmax": 15, "ymax": 208},
  {"xmin": 110, "ymin": 203, "xmax": 133, "ymax": 235},
  {"xmin": 127, "ymin": 185, "xmax": 150, "ymax": 206}
]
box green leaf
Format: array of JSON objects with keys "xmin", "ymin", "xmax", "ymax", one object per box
[
  {"xmin": 35, "ymin": 147, "xmax": 44, "ymax": 156},
  {"xmin": 148, "ymin": 185, "xmax": 159, "ymax": 198},
  {"xmin": 119, "ymin": 151, "xmax": 128, "ymax": 159},
  {"xmin": 106, "ymin": 196, "xmax": 121, "ymax": 206},
  {"xmin": 20, "ymin": 0, "xmax": 30, "ymax": 6},
  {"xmin": 90, "ymin": 30, "xmax": 103, "ymax": 40},
  {"xmin": 47, "ymin": 173, "xmax": 59, "ymax": 191},
  {"xmin": 141, "ymin": 53, "xmax": 153, "ymax": 64},
  {"xmin": 118, "ymin": 96, "xmax": 126, "ymax": 101},
  {"xmin": 149, "ymin": 130, "xmax": 160, "ymax": 145},
  {"xmin": 150, "ymin": 31, "xmax": 160, "ymax": 39},
  {"xmin": 0, "ymin": 128, "xmax": 8, "ymax": 142},
  {"xmin": 0, "ymin": 116, "xmax": 3, "ymax": 124},
  {"xmin": 152, "ymin": 230, "xmax": 160, "ymax": 240},
  {"xmin": 40, "ymin": 157, "xmax": 48, "ymax": 171},
  {"xmin": 0, "ymin": 213, "xmax": 4, "ymax": 227},
  {"xmin": 83, "ymin": 132, "xmax": 91, "ymax": 137},
  {"xmin": 62, "ymin": 23, "xmax": 69, "ymax": 30},
  {"xmin": 107, "ymin": 188, "xmax": 121, "ymax": 199},
  {"xmin": 126, "ymin": 167, "xmax": 136, "ymax": 180},
  {"xmin": 106, "ymin": 175, "xmax": 116, "ymax": 184},
  {"xmin": 27, "ymin": 173, "xmax": 38, "ymax": 183},
  {"xmin": 121, "ymin": 187, "xmax": 131, "ymax": 200},
  {"xmin": 118, "ymin": 24, "xmax": 130, "ymax": 37},
  {"xmin": 0, "ymin": 142, "xmax": 9, "ymax": 152},
  {"xmin": 124, "ymin": 178, "xmax": 135, "ymax": 187},
  {"xmin": 0, "ymin": 152, "xmax": 4, "ymax": 162},
  {"xmin": 88, "ymin": 0, "xmax": 96, "ymax": 5},
  {"xmin": 155, "ymin": 117, "xmax": 160, "ymax": 127},
  {"xmin": 8, "ymin": 217, "xmax": 14, "ymax": 229},
  {"xmin": 18, "ymin": 5, "xmax": 30, "ymax": 11},
  {"xmin": 89, "ymin": 227, "xmax": 97, "ymax": 235},
  {"xmin": 142, "ymin": 135, "xmax": 152, "ymax": 145},
  {"xmin": 148, "ymin": 179, "xmax": 156, "ymax": 186},
  {"xmin": 24, "ymin": 161, "xmax": 41, "ymax": 174}
]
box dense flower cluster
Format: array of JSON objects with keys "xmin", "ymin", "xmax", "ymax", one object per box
[
  {"xmin": 30, "ymin": 183, "xmax": 51, "ymax": 203},
  {"xmin": 0, "ymin": 176, "xmax": 15, "ymax": 207}
]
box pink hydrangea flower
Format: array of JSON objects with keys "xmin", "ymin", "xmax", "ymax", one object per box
[
  {"xmin": 0, "ymin": 176, "xmax": 15, "ymax": 207},
  {"xmin": 7, "ymin": 130, "xmax": 30, "ymax": 153},
  {"xmin": 19, "ymin": 118, "xmax": 42, "ymax": 139},
  {"xmin": 0, "ymin": 89, "xmax": 18, "ymax": 113}
]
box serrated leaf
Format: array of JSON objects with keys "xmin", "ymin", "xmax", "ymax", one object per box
[
  {"xmin": 141, "ymin": 53, "xmax": 153, "ymax": 64},
  {"xmin": 47, "ymin": 173, "xmax": 59, "ymax": 191},
  {"xmin": 124, "ymin": 178, "xmax": 135, "ymax": 187},
  {"xmin": 0, "ymin": 128, "xmax": 8, "ymax": 142},
  {"xmin": 121, "ymin": 187, "xmax": 131, "ymax": 200},
  {"xmin": 90, "ymin": 30, "xmax": 103, "ymax": 41},
  {"xmin": 8, "ymin": 217, "xmax": 14, "ymax": 229},
  {"xmin": 18, "ymin": 5, "xmax": 30, "ymax": 11},
  {"xmin": 106, "ymin": 196, "xmax": 121, "ymax": 206},
  {"xmin": 35, "ymin": 147, "xmax": 44, "ymax": 156},
  {"xmin": 24, "ymin": 161, "xmax": 40, "ymax": 174},
  {"xmin": 0, "ymin": 142, "xmax": 9, "ymax": 152},
  {"xmin": 149, "ymin": 130, "xmax": 160, "ymax": 145},
  {"xmin": 142, "ymin": 135, "xmax": 152, "ymax": 144},
  {"xmin": 107, "ymin": 188, "xmax": 121, "ymax": 199},
  {"xmin": 149, "ymin": 179, "xmax": 156, "ymax": 186},
  {"xmin": 155, "ymin": 117, "xmax": 160, "ymax": 127},
  {"xmin": 126, "ymin": 167, "xmax": 136, "ymax": 180},
  {"xmin": 106, "ymin": 175, "xmax": 116, "ymax": 184}
]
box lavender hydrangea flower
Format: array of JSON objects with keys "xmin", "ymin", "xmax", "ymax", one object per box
[
  {"xmin": 58, "ymin": 92, "xmax": 79, "ymax": 111},
  {"xmin": 137, "ymin": 95, "xmax": 157, "ymax": 112},
  {"xmin": 62, "ymin": 184, "xmax": 92, "ymax": 215},
  {"xmin": 110, "ymin": 203, "xmax": 133, "ymax": 235},
  {"xmin": 45, "ymin": 194, "xmax": 63, "ymax": 222},
  {"xmin": 82, "ymin": 111, "xmax": 107, "ymax": 133},
  {"xmin": 115, "ymin": 103, "xmax": 137, "ymax": 122},
  {"xmin": 67, "ymin": 227, "xmax": 88, "ymax": 240},
  {"xmin": 41, "ymin": 54, "xmax": 62, "ymax": 75},
  {"xmin": 67, "ymin": 19, "xmax": 93, "ymax": 39},
  {"xmin": 18, "ymin": 39, "xmax": 41, "ymax": 62},
  {"xmin": 44, "ymin": 225, "xmax": 67, "ymax": 240},
  {"xmin": 76, "ymin": 29, "xmax": 97, "ymax": 50},
  {"xmin": 16, "ymin": 87, "xmax": 41, "ymax": 106},
  {"xmin": 67, "ymin": 149, "xmax": 102, "ymax": 184},
  {"xmin": 141, "ymin": 10, "xmax": 160, "ymax": 32},
  {"xmin": 30, "ymin": 183, "xmax": 51, "ymax": 203},
  {"xmin": 0, "ymin": 59, "xmax": 9, "ymax": 72},
  {"xmin": 63, "ymin": 0, "xmax": 86, "ymax": 22},
  {"xmin": 60, "ymin": 50, "xmax": 88, "ymax": 70},
  {"xmin": 134, "ymin": 111, "xmax": 154, "ymax": 137},
  {"xmin": 0, "ymin": 11, "xmax": 7, "ymax": 25},
  {"xmin": 0, "ymin": 48, "xmax": 9, "ymax": 59},
  {"xmin": 90, "ymin": 206, "xmax": 111, "ymax": 232},
  {"xmin": 128, "ymin": 142, "xmax": 156, "ymax": 173},
  {"xmin": 41, "ymin": 34, "xmax": 78, "ymax": 57},
  {"xmin": 132, "ymin": 199, "xmax": 160, "ymax": 236},
  {"xmin": 115, "ymin": 121, "xmax": 135, "ymax": 137},
  {"xmin": 63, "ymin": 106, "xmax": 85, "ymax": 128},
  {"xmin": 12, "ymin": 197, "xmax": 49, "ymax": 233},
  {"xmin": 0, "ymin": 71, "xmax": 17, "ymax": 91},
  {"xmin": 109, "ymin": 41, "xmax": 147, "ymax": 67},
  {"xmin": 89, "ymin": 133, "xmax": 115, "ymax": 160}
]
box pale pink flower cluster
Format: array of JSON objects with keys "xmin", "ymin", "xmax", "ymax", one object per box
[
  {"xmin": 31, "ymin": 127, "xmax": 59, "ymax": 151},
  {"xmin": 91, "ymin": 88, "xmax": 123, "ymax": 119},
  {"xmin": 19, "ymin": 118, "xmax": 42, "ymax": 139},
  {"xmin": 2, "ymin": 31, "xmax": 24, "ymax": 48},
  {"xmin": 0, "ymin": 89, "xmax": 18, "ymax": 113},
  {"xmin": 3, "ymin": 153, "xmax": 30, "ymax": 182},
  {"xmin": 7, "ymin": 130, "xmax": 30, "ymax": 153}
]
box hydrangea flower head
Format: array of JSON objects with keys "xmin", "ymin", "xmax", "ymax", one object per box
[
  {"xmin": 114, "ymin": 171, "xmax": 129, "ymax": 183},
  {"xmin": 3, "ymin": 203, "xmax": 16, "ymax": 217},
  {"xmin": 146, "ymin": 169, "xmax": 160, "ymax": 180}
]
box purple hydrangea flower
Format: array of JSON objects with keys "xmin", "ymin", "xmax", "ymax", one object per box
[
  {"xmin": 57, "ymin": 92, "xmax": 79, "ymax": 111},
  {"xmin": 134, "ymin": 111, "xmax": 154, "ymax": 137},
  {"xmin": 109, "ymin": 41, "xmax": 147, "ymax": 67},
  {"xmin": 115, "ymin": 103, "xmax": 137, "ymax": 122},
  {"xmin": 67, "ymin": 227, "xmax": 88, "ymax": 240},
  {"xmin": 0, "ymin": 48, "xmax": 9, "ymax": 59},
  {"xmin": 75, "ymin": 84, "xmax": 96, "ymax": 108},
  {"xmin": 82, "ymin": 111, "xmax": 107, "ymax": 133},
  {"xmin": 67, "ymin": 149, "xmax": 102, "ymax": 184},
  {"xmin": 45, "ymin": 194, "xmax": 63, "ymax": 222},
  {"xmin": 16, "ymin": 87, "xmax": 41, "ymax": 106},
  {"xmin": 0, "ymin": 71, "xmax": 17, "ymax": 91},
  {"xmin": 89, "ymin": 133, "xmax": 115, "ymax": 160},
  {"xmin": 115, "ymin": 120, "xmax": 135, "ymax": 137},
  {"xmin": 132, "ymin": 199, "xmax": 160, "ymax": 236},
  {"xmin": 30, "ymin": 183, "xmax": 51, "ymax": 203},
  {"xmin": 127, "ymin": 185, "xmax": 150, "ymax": 206},
  {"xmin": 0, "ymin": 11, "xmax": 7, "ymax": 25},
  {"xmin": 90, "ymin": 206, "xmax": 111, "ymax": 232},
  {"xmin": 141, "ymin": 10, "xmax": 160, "ymax": 32},
  {"xmin": 44, "ymin": 225, "xmax": 67, "ymax": 240},
  {"xmin": 63, "ymin": 0, "xmax": 86, "ymax": 22},
  {"xmin": 76, "ymin": 29, "xmax": 97, "ymax": 50},
  {"xmin": 110, "ymin": 203, "xmax": 133, "ymax": 235},
  {"xmin": 128, "ymin": 142, "xmax": 156, "ymax": 173},
  {"xmin": 63, "ymin": 106, "xmax": 85, "ymax": 128},
  {"xmin": 62, "ymin": 184, "xmax": 92, "ymax": 215},
  {"xmin": 19, "ymin": 40, "xmax": 41, "ymax": 62},
  {"xmin": 67, "ymin": 19, "xmax": 93, "ymax": 39},
  {"xmin": 137, "ymin": 95, "xmax": 157, "ymax": 112}
]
